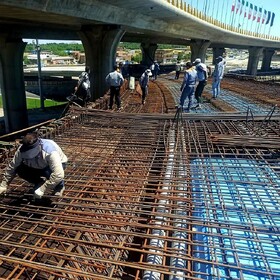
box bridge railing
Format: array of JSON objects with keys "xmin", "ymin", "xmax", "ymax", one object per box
[{"xmin": 165, "ymin": 0, "xmax": 280, "ymax": 42}]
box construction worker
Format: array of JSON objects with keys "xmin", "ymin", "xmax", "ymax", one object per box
[
  {"xmin": 193, "ymin": 58, "xmax": 208, "ymax": 108},
  {"xmin": 0, "ymin": 132, "xmax": 68, "ymax": 199},
  {"xmin": 139, "ymin": 69, "xmax": 152, "ymax": 105},
  {"xmin": 105, "ymin": 65, "xmax": 124, "ymax": 110},
  {"xmin": 179, "ymin": 62, "xmax": 197, "ymax": 112},
  {"xmin": 212, "ymin": 56, "xmax": 225, "ymax": 99},
  {"xmin": 70, "ymin": 66, "xmax": 91, "ymax": 106}
]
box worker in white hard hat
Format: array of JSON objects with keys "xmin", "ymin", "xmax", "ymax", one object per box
[{"xmin": 193, "ymin": 58, "xmax": 208, "ymax": 108}]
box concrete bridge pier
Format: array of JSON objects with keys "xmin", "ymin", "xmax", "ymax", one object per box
[
  {"xmin": 79, "ymin": 25, "xmax": 125, "ymax": 100},
  {"xmin": 190, "ymin": 39, "xmax": 211, "ymax": 63},
  {"xmin": 140, "ymin": 42, "xmax": 158, "ymax": 67},
  {"xmin": 247, "ymin": 47, "xmax": 263, "ymax": 76},
  {"xmin": 0, "ymin": 36, "xmax": 28, "ymax": 133},
  {"xmin": 261, "ymin": 48, "xmax": 275, "ymax": 72},
  {"xmin": 212, "ymin": 46, "xmax": 226, "ymax": 64}
]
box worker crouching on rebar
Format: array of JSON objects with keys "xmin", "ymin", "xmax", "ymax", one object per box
[{"xmin": 0, "ymin": 132, "xmax": 68, "ymax": 199}]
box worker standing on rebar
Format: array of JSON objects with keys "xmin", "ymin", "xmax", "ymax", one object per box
[
  {"xmin": 139, "ymin": 69, "xmax": 152, "ymax": 105},
  {"xmin": 0, "ymin": 132, "xmax": 68, "ymax": 199},
  {"xmin": 105, "ymin": 65, "xmax": 124, "ymax": 110},
  {"xmin": 193, "ymin": 58, "xmax": 208, "ymax": 108},
  {"xmin": 212, "ymin": 56, "xmax": 225, "ymax": 99},
  {"xmin": 175, "ymin": 61, "xmax": 181, "ymax": 80},
  {"xmin": 179, "ymin": 62, "xmax": 197, "ymax": 112}
]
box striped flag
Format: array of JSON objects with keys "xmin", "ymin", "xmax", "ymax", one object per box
[
  {"xmin": 244, "ymin": 1, "xmax": 249, "ymax": 17},
  {"xmin": 236, "ymin": 0, "xmax": 241, "ymax": 14},
  {"xmin": 265, "ymin": 11, "xmax": 271, "ymax": 25},
  {"xmin": 240, "ymin": 0, "xmax": 245, "ymax": 15},
  {"xmin": 262, "ymin": 10, "xmax": 267, "ymax": 24},
  {"xmin": 252, "ymin": 5, "xmax": 258, "ymax": 21},
  {"xmin": 231, "ymin": 0, "xmax": 236, "ymax": 12},
  {"xmin": 270, "ymin": 12, "xmax": 275, "ymax": 27},
  {"xmin": 248, "ymin": 3, "xmax": 253, "ymax": 20},
  {"xmin": 257, "ymin": 7, "xmax": 262, "ymax": 23}
]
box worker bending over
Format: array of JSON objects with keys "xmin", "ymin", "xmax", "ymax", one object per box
[{"xmin": 0, "ymin": 132, "xmax": 68, "ymax": 199}]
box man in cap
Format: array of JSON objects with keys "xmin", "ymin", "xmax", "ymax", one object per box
[
  {"xmin": 0, "ymin": 132, "xmax": 68, "ymax": 198},
  {"xmin": 212, "ymin": 56, "xmax": 225, "ymax": 99},
  {"xmin": 105, "ymin": 65, "xmax": 125, "ymax": 110},
  {"xmin": 139, "ymin": 69, "xmax": 152, "ymax": 105},
  {"xmin": 179, "ymin": 62, "xmax": 197, "ymax": 112},
  {"xmin": 193, "ymin": 58, "xmax": 208, "ymax": 108}
]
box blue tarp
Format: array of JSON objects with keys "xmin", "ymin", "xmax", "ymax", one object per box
[{"xmin": 191, "ymin": 158, "xmax": 280, "ymax": 280}]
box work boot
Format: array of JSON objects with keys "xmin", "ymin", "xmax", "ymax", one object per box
[
  {"xmin": 55, "ymin": 187, "xmax": 65, "ymax": 196},
  {"xmin": 53, "ymin": 185, "xmax": 65, "ymax": 196}
]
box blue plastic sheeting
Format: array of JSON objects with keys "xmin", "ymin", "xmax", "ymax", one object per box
[{"xmin": 191, "ymin": 158, "xmax": 280, "ymax": 280}]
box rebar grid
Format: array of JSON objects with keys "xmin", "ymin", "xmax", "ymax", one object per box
[{"xmin": 0, "ymin": 108, "xmax": 279, "ymax": 280}]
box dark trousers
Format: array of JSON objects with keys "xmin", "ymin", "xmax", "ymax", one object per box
[
  {"xmin": 16, "ymin": 163, "xmax": 66, "ymax": 190},
  {"xmin": 180, "ymin": 85, "xmax": 195, "ymax": 110},
  {"xmin": 195, "ymin": 80, "xmax": 207, "ymax": 104},
  {"xmin": 109, "ymin": 86, "xmax": 121, "ymax": 109},
  {"xmin": 75, "ymin": 87, "xmax": 91, "ymax": 107},
  {"xmin": 141, "ymin": 86, "xmax": 148, "ymax": 103},
  {"xmin": 175, "ymin": 71, "xmax": 180, "ymax": 79}
]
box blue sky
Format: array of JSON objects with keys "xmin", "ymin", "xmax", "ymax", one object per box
[{"xmin": 194, "ymin": 0, "xmax": 279, "ymax": 36}]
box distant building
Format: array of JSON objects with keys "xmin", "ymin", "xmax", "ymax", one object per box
[{"xmin": 25, "ymin": 52, "xmax": 76, "ymax": 65}]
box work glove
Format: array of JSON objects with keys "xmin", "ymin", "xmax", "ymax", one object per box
[
  {"xmin": 34, "ymin": 184, "xmax": 46, "ymax": 199},
  {"xmin": 0, "ymin": 181, "xmax": 8, "ymax": 195}
]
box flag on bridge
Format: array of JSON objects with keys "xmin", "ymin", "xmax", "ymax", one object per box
[
  {"xmin": 252, "ymin": 5, "xmax": 258, "ymax": 21},
  {"xmin": 235, "ymin": 0, "xmax": 241, "ymax": 14},
  {"xmin": 231, "ymin": 0, "xmax": 236, "ymax": 12},
  {"xmin": 265, "ymin": 11, "xmax": 271, "ymax": 25},
  {"xmin": 244, "ymin": 1, "xmax": 249, "ymax": 18},
  {"xmin": 270, "ymin": 12, "xmax": 275, "ymax": 27},
  {"xmin": 248, "ymin": 3, "xmax": 253, "ymax": 20},
  {"xmin": 262, "ymin": 10, "xmax": 267, "ymax": 24},
  {"xmin": 257, "ymin": 7, "xmax": 262, "ymax": 23},
  {"xmin": 239, "ymin": 0, "xmax": 245, "ymax": 15}
]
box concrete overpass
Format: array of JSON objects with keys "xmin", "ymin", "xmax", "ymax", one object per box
[{"xmin": 0, "ymin": 0, "xmax": 280, "ymax": 132}]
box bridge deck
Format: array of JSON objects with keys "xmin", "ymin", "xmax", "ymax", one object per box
[{"xmin": 0, "ymin": 76, "xmax": 279, "ymax": 279}]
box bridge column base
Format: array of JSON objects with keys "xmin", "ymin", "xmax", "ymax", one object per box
[
  {"xmin": 190, "ymin": 39, "xmax": 211, "ymax": 63},
  {"xmin": 247, "ymin": 47, "xmax": 263, "ymax": 76},
  {"xmin": 79, "ymin": 25, "xmax": 125, "ymax": 100},
  {"xmin": 0, "ymin": 36, "xmax": 28, "ymax": 133},
  {"xmin": 140, "ymin": 42, "xmax": 158, "ymax": 67},
  {"xmin": 261, "ymin": 48, "xmax": 275, "ymax": 72}
]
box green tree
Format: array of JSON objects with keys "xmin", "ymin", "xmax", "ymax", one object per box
[
  {"xmin": 131, "ymin": 53, "xmax": 142, "ymax": 63},
  {"xmin": 25, "ymin": 42, "xmax": 84, "ymax": 56}
]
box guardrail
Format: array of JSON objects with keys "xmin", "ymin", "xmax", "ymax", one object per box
[{"xmin": 165, "ymin": 0, "xmax": 280, "ymax": 41}]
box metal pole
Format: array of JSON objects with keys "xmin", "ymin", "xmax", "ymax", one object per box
[{"xmin": 36, "ymin": 39, "xmax": 44, "ymax": 110}]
